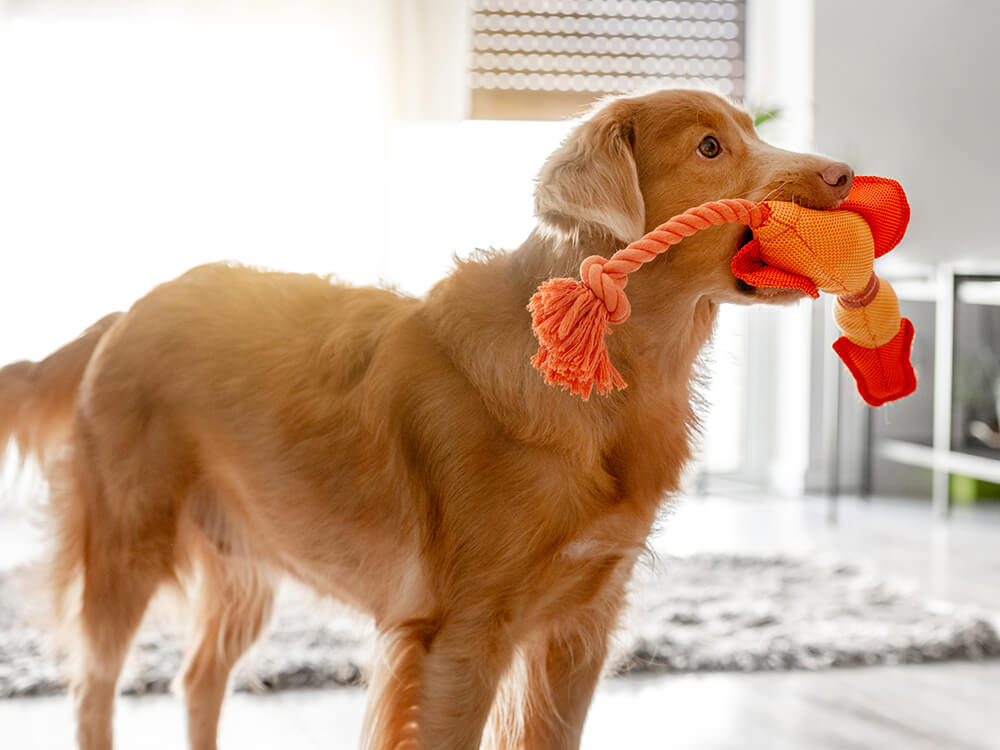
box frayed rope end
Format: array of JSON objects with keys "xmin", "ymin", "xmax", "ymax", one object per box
[
  {"xmin": 526, "ymin": 198, "xmax": 768, "ymax": 399},
  {"xmin": 528, "ymin": 277, "xmax": 627, "ymax": 400}
]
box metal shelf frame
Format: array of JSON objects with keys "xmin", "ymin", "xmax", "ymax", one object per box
[{"xmin": 879, "ymin": 264, "xmax": 1000, "ymax": 517}]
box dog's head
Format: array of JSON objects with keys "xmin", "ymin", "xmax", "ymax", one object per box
[{"xmin": 535, "ymin": 89, "xmax": 854, "ymax": 304}]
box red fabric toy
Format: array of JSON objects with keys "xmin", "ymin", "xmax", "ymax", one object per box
[{"xmin": 529, "ymin": 176, "xmax": 915, "ymax": 406}]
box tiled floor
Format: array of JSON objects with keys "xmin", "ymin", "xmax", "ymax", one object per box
[{"xmin": 2, "ymin": 492, "xmax": 999, "ymax": 749}]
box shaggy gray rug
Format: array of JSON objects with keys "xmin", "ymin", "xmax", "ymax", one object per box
[{"xmin": 1, "ymin": 554, "xmax": 998, "ymax": 698}]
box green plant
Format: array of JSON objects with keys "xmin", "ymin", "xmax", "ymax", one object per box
[{"xmin": 752, "ymin": 107, "xmax": 781, "ymax": 127}]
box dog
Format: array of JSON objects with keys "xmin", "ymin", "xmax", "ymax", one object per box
[{"xmin": 0, "ymin": 89, "xmax": 853, "ymax": 750}]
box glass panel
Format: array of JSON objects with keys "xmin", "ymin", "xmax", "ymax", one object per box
[
  {"xmin": 870, "ymin": 297, "xmax": 935, "ymax": 497},
  {"xmin": 952, "ymin": 276, "xmax": 1000, "ymax": 459}
]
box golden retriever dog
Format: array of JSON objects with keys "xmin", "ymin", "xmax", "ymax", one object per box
[{"xmin": 0, "ymin": 89, "xmax": 853, "ymax": 750}]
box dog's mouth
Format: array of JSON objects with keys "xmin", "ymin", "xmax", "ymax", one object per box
[
  {"xmin": 739, "ymin": 226, "xmax": 754, "ymax": 250},
  {"xmin": 737, "ymin": 278, "xmax": 808, "ymax": 303},
  {"xmin": 734, "ymin": 227, "xmax": 758, "ymax": 297},
  {"xmin": 744, "ymin": 284, "xmax": 808, "ymax": 302},
  {"xmin": 732, "ymin": 227, "xmax": 807, "ymax": 303},
  {"xmin": 728, "ymin": 188, "xmax": 845, "ymax": 302}
]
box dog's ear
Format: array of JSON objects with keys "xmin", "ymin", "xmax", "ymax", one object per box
[{"xmin": 535, "ymin": 100, "xmax": 645, "ymax": 244}]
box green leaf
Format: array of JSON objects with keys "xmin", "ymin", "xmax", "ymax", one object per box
[{"xmin": 753, "ymin": 108, "xmax": 781, "ymax": 127}]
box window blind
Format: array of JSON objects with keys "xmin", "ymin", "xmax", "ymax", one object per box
[{"xmin": 468, "ymin": 0, "xmax": 746, "ymax": 119}]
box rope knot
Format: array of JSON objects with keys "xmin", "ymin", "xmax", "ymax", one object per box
[
  {"xmin": 529, "ymin": 198, "xmax": 767, "ymax": 399},
  {"xmin": 580, "ymin": 255, "xmax": 631, "ymax": 324}
]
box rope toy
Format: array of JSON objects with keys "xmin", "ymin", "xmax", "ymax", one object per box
[{"xmin": 528, "ymin": 176, "xmax": 915, "ymax": 407}]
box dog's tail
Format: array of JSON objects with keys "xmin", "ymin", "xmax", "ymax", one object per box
[{"xmin": 0, "ymin": 313, "xmax": 123, "ymax": 467}]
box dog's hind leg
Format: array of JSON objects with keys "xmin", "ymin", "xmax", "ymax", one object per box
[
  {"xmin": 177, "ymin": 531, "xmax": 275, "ymax": 750},
  {"xmin": 71, "ymin": 568, "xmax": 162, "ymax": 750},
  {"xmin": 55, "ymin": 448, "xmax": 177, "ymax": 750},
  {"xmin": 71, "ymin": 563, "xmax": 162, "ymax": 750}
]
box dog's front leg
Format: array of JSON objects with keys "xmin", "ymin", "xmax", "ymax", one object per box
[
  {"xmin": 518, "ymin": 618, "xmax": 614, "ymax": 750},
  {"xmin": 517, "ymin": 560, "xmax": 633, "ymax": 750},
  {"xmin": 416, "ymin": 614, "xmax": 515, "ymax": 750},
  {"xmin": 361, "ymin": 614, "xmax": 512, "ymax": 750}
]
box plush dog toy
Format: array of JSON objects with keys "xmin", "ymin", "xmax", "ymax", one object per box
[{"xmin": 529, "ymin": 176, "xmax": 915, "ymax": 406}]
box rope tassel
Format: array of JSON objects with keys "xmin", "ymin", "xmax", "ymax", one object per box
[{"xmin": 528, "ymin": 199, "xmax": 768, "ymax": 399}]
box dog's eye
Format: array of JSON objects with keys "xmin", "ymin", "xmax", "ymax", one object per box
[{"xmin": 698, "ymin": 136, "xmax": 722, "ymax": 158}]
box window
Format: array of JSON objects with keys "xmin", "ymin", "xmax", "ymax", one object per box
[{"xmin": 469, "ymin": 0, "xmax": 746, "ymax": 119}]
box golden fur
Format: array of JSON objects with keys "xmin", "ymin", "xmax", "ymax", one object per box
[{"xmin": 0, "ymin": 89, "xmax": 853, "ymax": 750}]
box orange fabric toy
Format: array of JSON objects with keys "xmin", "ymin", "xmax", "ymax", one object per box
[{"xmin": 529, "ymin": 176, "xmax": 916, "ymax": 407}]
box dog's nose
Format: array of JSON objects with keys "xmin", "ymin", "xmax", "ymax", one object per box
[{"xmin": 818, "ymin": 161, "xmax": 854, "ymax": 199}]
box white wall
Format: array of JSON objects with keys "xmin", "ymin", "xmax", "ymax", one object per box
[{"xmin": 814, "ymin": 0, "xmax": 1000, "ymax": 263}]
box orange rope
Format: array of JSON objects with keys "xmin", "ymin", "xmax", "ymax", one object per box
[
  {"xmin": 580, "ymin": 198, "xmax": 768, "ymax": 323},
  {"xmin": 528, "ymin": 198, "xmax": 768, "ymax": 399}
]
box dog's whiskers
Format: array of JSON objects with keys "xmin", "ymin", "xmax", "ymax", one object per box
[
  {"xmin": 728, "ymin": 179, "xmax": 792, "ymax": 204},
  {"xmin": 760, "ymin": 180, "xmax": 792, "ymax": 203}
]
